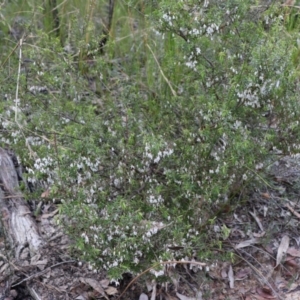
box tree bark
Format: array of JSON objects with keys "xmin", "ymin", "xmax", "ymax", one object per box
[{"xmin": 0, "ymin": 148, "xmax": 44, "ymax": 257}]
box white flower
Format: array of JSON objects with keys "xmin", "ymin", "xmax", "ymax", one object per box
[
  {"xmin": 81, "ymin": 232, "xmax": 89, "ymax": 243},
  {"xmin": 150, "ymin": 269, "xmax": 165, "ymax": 277}
]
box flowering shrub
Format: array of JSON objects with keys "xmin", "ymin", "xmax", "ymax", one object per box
[{"xmin": 1, "ymin": 0, "xmax": 300, "ymax": 279}]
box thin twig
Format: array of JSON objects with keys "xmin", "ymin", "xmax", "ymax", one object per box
[
  {"xmin": 14, "ymin": 36, "xmax": 37, "ymax": 159},
  {"xmin": 12, "ymin": 260, "xmax": 76, "ymax": 287},
  {"xmin": 15, "ymin": 38, "xmax": 22, "ymax": 125},
  {"xmin": 233, "ymin": 247, "xmax": 284, "ymax": 300},
  {"xmin": 146, "ymin": 44, "xmax": 177, "ymax": 97},
  {"xmin": 0, "ymin": 40, "xmax": 22, "ymax": 68}
]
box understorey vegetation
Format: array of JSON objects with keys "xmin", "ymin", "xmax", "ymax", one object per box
[{"xmin": 1, "ymin": 0, "xmax": 300, "ymax": 280}]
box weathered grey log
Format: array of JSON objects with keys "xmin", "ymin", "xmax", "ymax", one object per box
[
  {"xmin": 0, "ymin": 148, "xmax": 44, "ymax": 258},
  {"xmin": 0, "ymin": 148, "xmax": 45, "ymax": 299}
]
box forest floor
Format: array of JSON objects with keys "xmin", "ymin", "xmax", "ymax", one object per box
[
  {"xmin": 115, "ymin": 155, "xmax": 300, "ymax": 300},
  {"xmin": 2, "ymin": 155, "xmax": 300, "ymax": 300},
  {"xmin": 1, "ymin": 155, "xmax": 300, "ymax": 300}
]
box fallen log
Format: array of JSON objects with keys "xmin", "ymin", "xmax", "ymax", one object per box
[{"xmin": 0, "ymin": 148, "xmax": 44, "ymax": 257}]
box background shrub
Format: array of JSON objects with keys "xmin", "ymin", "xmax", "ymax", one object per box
[{"xmin": 1, "ymin": 0, "xmax": 300, "ymax": 279}]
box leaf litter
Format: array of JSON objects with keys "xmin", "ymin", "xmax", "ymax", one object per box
[{"xmin": 129, "ymin": 156, "xmax": 300, "ymax": 300}]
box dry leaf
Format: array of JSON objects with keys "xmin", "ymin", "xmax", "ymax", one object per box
[
  {"xmin": 235, "ymin": 267, "xmax": 251, "ymax": 280},
  {"xmin": 75, "ymin": 296, "xmax": 86, "ymax": 300},
  {"xmin": 263, "ymin": 205, "xmax": 268, "ymax": 217},
  {"xmin": 41, "ymin": 188, "xmax": 50, "ymax": 198},
  {"xmin": 139, "ymin": 293, "xmax": 149, "ymax": 300},
  {"xmin": 285, "ymin": 256, "xmax": 298, "ymax": 268},
  {"xmin": 176, "ymin": 291, "xmax": 202, "ymax": 300},
  {"xmin": 169, "ymin": 272, "xmax": 179, "ymax": 291},
  {"xmin": 285, "ymin": 204, "xmax": 300, "ymax": 219},
  {"xmin": 79, "ymin": 278, "xmax": 108, "ymax": 300},
  {"xmin": 263, "ymin": 244, "xmax": 273, "ymax": 254},
  {"xmin": 164, "ymin": 293, "xmax": 180, "ymax": 300},
  {"xmin": 41, "ymin": 209, "xmax": 59, "ymax": 219},
  {"xmin": 31, "ymin": 259, "xmax": 48, "ymax": 271},
  {"xmin": 105, "ymin": 286, "xmax": 118, "ymax": 295},
  {"xmin": 151, "ymin": 284, "xmax": 157, "ymax": 300},
  {"xmin": 253, "ymin": 231, "xmax": 266, "ymax": 238},
  {"xmin": 283, "ymin": 0, "xmax": 295, "ymax": 6},
  {"xmin": 100, "ymin": 279, "xmax": 109, "ymax": 288},
  {"xmin": 285, "ymin": 291, "xmax": 300, "ymax": 300},
  {"xmin": 249, "ymin": 210, "xmax": 264, "ymax": 231},
  {"xmin": 287, "ymin": 282, "xmax": 300, "ymax": 293},
  {"xmin": 287, "ymin": 247, "xmax": 300, "ymax": 258},
  {"xmin": 228, "ymin": 265, "xmax": 234, "ymax": 289},
  {"xmin": 276, "ymin": 235, "xmax": 290, "ymax": 268},
  {"xmin": 176, "ymin": 293, "xmax": 196, "ymax": 300},
  {"xmin": 256, "ymin": 287, "xmax": 276, "ymax": 299},
  {"xmin": 235, "ymin": 238, "xmax": 260, "ymax": 249},
  {"xmin": 195, "ymin": 291, "xmax": 202, "ymax": 300},
  {"xmin": 261, "ymin": 193, "xmax": 270, "ymax": 199},
  {"xmin": 146, "ymin": 280, "xmax": 154, "ymax": 292},
  {"xmin": 221, "ymin": 267, "xmax": 227, "ymax": 279}
]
